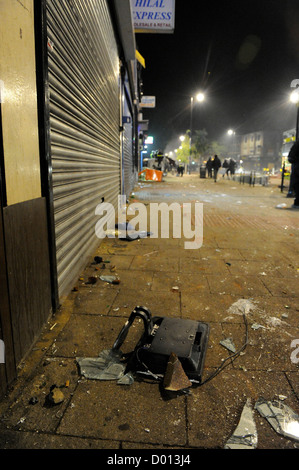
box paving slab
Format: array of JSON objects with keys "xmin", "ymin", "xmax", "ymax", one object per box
[
  {"xmin": 56, "ymin": 381, "xmax": 187, "ymax": 447},
  {"xmin": 111, "ymin": 289, "xmax": 181, "ymax": 318},
  {"xmin": 206, "ymin": 273, "xmax": 272, "ymax": 296}
]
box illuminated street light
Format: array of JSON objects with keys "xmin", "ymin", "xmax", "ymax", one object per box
[
  {"xmin": 227, "ymin": 129, "xmax": 235, "ymax": 136},
  {"xmin": 290, "ymin": 90, "xmax": 299, "ymax": 104},
  {"xmin": 189, "ymin": 92, "xmax": 205, "ymax": 173},
  {"xmin": 180, "ymin": 135, "xmax": 185, "ymax": 142},
  {"xmin": 196, "ymin": 92, "xmax": 205, "ymax": 103}
]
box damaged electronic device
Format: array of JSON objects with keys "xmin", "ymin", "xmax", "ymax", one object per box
[{"xmin": 112, "ymin": 306, "xmax": 209, "ymax": 383}]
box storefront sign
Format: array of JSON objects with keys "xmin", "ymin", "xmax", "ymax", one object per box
[
  {"xmin": 131, "ymin": 0, "xmax": 175, "ymax": 34},
  {"xmin": 140, "ymin": 96, "xmax": 156, "ymax": 108}
]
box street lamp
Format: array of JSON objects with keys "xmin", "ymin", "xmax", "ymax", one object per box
[
  {"xmin": 290, "ymin": 89, "xmax": 299, "ymax": 138},
  {"xmin": 227, "ymin": 129, "xmax": 236, "ymax": 159},
  {"xmin": 189, "ymin": 92, "xmax": 205, "ymax": 173},
  {"xmin": 287, "ymin": 88, "xmax": 299, "ymax": 198}
]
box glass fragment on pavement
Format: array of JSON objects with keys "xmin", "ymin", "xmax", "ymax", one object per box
[
  {"xmin": 255, "ymin": 398, "xmax": 299, "ymax": 441},
  {"xmin": 224, "ymin": 399, "xmax": 258, "ymax": 449},
  {"xmin": 77, "ymin": 349, "xmax": 133, "ymax": 384},
  {"xmin": 220, "ymin": 337, "xmax": 236, "ymax": 353}
]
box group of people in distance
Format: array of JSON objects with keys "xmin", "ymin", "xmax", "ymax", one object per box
[{"xmin": 206, "ymin": 155, "xmax": 236, "ymax": 182}]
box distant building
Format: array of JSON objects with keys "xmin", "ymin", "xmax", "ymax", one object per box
[
  {"xmin": 239, "ymin": 131, "xmax": 281, "ymax": 170},
  {"xmin": 281, "ymin": 128, "xmax": 296, "ymax": 172}
]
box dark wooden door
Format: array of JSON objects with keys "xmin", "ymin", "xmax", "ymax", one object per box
[{"xmin": 0, "ymin": 119, "xmax": 16, "ymax": 400}]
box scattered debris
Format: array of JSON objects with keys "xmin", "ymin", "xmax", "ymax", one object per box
[
  {"xmin": 45, "ymin": 385, "xmax": 65, "ymax": 406},
  {"xmin": 163, "ymin": 352, "xmax": 192, "ymax": 391},
  {"xmin": 251, "ymin": 323, "xmax": 266, "ymax": 330},
  {"xmin": 227, "ymin": 299, "xmax": 256, "ymax": 316},
  {"xmin": 265, "ymin": 316, "xmax": 286, "ymax": 328},
  {"xmin": 277, "ymin": 395, "xmax": 288, "ymax": 401},
  {"xmin": 220, "ymin": 337, "xmax": 236, "ymax": 353},
  {"xmin": 112, "ymin": 307, "xmax": 210, "ymax": 384},
  {"xmin": 100, "ymin": 275, "xmax": 120, "ymax": 284},
  {"xmin": 29, "ymin": 396, "xmax": 38, "ymax": 405},
  {"xmin": 276, "ymin": 203, "xmax": 287, "ymax": 209},
  {"xmin": 105, "ymin": 223, "xmax": 152, "ymax": 241},
  {"xmin": 76, "ymin": 349, "xmax": 132, "ymax": 385},
  {"xmin": 86, "ymin": 276, "xmax": 97, "ymax": 285},
  {"xmin": 224, "ymin": 399, "xmax": 258, "ymax": 449},
  {"xmin": 117, "ymin": 372, "xmax": 134, "ymax": 385},
  {"xmin": 92, "ymin": 256, "xmax": 103, "ymax": 264},
  {"xmin": 255, "ymin": 398, "xmax": 299, "ymax": 441}
]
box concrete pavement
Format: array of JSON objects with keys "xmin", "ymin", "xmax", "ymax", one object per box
[{"xmin": 0, "ymin": 172, "xmax": 298, "ymax": 452}]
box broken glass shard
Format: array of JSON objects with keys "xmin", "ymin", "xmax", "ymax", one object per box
[
  {"xmin": 220, "ymin": 337, "xmax": 236, "ymax": 353},
  {"xmin": 255, "ymin": 398, "xmax": 299, "ymax": 442},
  {"xmin": 225, "ymin": 399, "xmax": 258, "ymax": 449},
  {"xmin": 251, "ymin": 323, "xmax": 266, "ymax": 330},
  {"xmin": 77, "ymin": 349, "xmax": 128, "ymax": 381},
  {"xmin": 117, "ymin": 372, "xmax": 135, "ymax": 385}
]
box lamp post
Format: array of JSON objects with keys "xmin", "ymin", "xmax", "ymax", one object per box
[
  {"xmin": 189, "ymin": 92, "xmax": 205, "ymax": 174},
  {"xmin": 287, "ymin": 88, "xmax": 299, "ymax": 198},
  {"xmin": 227, "ymin": 129, "xmax": 236, "ymax": 159}
]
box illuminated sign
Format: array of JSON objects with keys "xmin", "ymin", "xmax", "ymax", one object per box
[
  {"xmin": 145, "ymin": 136, "xmax": 154, "ymax": 144},
  {"xmin": 140, "ymin": 96, "xmax": 156, "ymax": 108},
  {"xmin": 131, "ymin": 0, "xmax": 175, "ymax": 34}
]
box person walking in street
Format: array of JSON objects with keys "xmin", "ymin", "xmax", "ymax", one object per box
[
  {"xmin": 212, "ymin": 155, "xmax": 222, "ymax": 182},
  {"xmin": 156, "ymin": 149, "xmax": 164, "ymax": 171},
  {"xmin": 222, "ymin": 158, "xmax": 230, "ymax": 178},
  {"xmin": 206, "ymin": 157, "xmax": 213, "ymax": 178},
  {"xmin": 288, "ymin": 140, "xmax": 299, "ymax": 209},
  {"xmin": 228, "ymin": 158, "xmax": 236, "ymax": 178},
  {"xmin": 178, "ymin": 162, "xmax": 184, "ymax": 177}
]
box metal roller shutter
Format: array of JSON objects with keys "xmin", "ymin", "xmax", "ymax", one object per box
[
  {"xmin": 46, "ymin": 0, "xmax": 121, "ymax": 297},
  {"xmin": 122, "ymin": 76, "xmax": 135, "ymax": 198}
]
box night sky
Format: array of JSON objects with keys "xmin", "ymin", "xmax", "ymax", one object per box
[{"xmin": 135, "ymin": 0, "xmax": 299, "ymax": 152}]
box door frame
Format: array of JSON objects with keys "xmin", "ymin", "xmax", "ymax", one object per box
[{"xmin": 34, "ymin": 0, "xmax": 60, "ymax": 312}]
